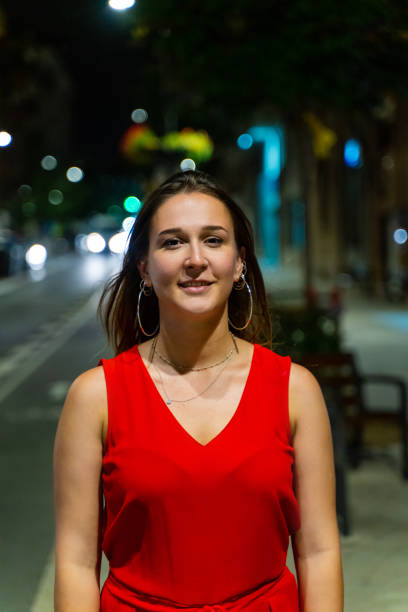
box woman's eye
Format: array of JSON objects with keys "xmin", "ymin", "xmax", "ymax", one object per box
[
  {"xmin": 206, "ymin": 236, "xmax": 223, "ymax": 246},
  {"xmin": 162, "ymin": 238, "xmax": 181, "ymax": 248}
]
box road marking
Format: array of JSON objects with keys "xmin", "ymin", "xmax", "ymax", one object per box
[
  {"xmin": 0, "ymin": 290, "xmax": 100, "ymax": 408},
  {"xmin": 3, "ymin": 405, "xmax": 61, "ymax": 423},
  {"xmin": 47, "ymin": 381, "xmax": 71, "ymax": 402}
]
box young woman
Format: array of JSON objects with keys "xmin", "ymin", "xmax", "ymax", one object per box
[{"xmin": 53, "ymin": 170, "xmax": 343, "ymax": 611}]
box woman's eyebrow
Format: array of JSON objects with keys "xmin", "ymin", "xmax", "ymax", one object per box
[{"xmin": 157, "ymin": 225, "xmax": 228, "ymax": 237}]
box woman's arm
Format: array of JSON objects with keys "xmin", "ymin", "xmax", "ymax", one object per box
[
  {"xmin": 53, "ymin": 366, "xmax": 107, "ymax": 612},
  {"xmin": 289, "ymin": 363, "xmax": 344, "ymax": 612}
]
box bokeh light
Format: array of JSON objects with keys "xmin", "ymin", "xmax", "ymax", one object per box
[
  {"xmin": 0, "ymin": 131, "xmax": 12, "ymax": 147},
  {"xmin": 237, "ymin": 133, "xmax": 253, "ymax": 150},
  {"xmin": 25, "ymin": 244, "xmax": 47, "ymax": 270},
  {"xmin": 86, "ymin": 232, "xmax": 106, "ymax": 253},
  {"xmin": 41, "ymin": 155, "xmax": 57, "ymax": 170},
  {"xmin": 123, "ymin": 196, "xmax": 142, "ymax": 213},
  {"xmin": 131, "ymin": 108, "xmax": 148, "ymax": 123},
  {"xmin": 75, "ymin": 234, "xmax": 89, "ymax": 253},
  {"xmin": 18, "ymin": 184, "xmax": 32, "ymax": 199},
  {"xmin": 66, "ymin": 166, "xmax": 84, "ymax": 182},
  {"xmin": 122, "ymin": 216, "xmax": 136, "ymax": 232},
  {"xmin": 393, "ymin": 228, "xmax": 408, "ymax": 244},
  {"xmin": 109, "ymin": 231, "xmax": 129, "ymax": 254},
  {"xmin": 108, "ymin": 0, "xmax": 135, "ymax": 9},
  {"xmin": 180, "ymin": 158, "xmax": 196, "ymax": 171},
  {"xmin": 381, "ymin": 155, "xmax": 394, "ymax": 170},
  {"xmin": 344, "ymin": 139, "xmax": 362, "ymax": 168},
  {"xmin": 48, "ymin": 189, "xmax": 64, "ymax": 205}
]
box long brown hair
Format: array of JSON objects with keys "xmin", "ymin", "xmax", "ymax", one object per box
[{"xmin": 98, "ymin": 170, "xmax": 272, "ymax": 354}]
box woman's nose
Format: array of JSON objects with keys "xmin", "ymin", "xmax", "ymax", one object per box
[{"xmin": 185, "ymin": 243, "xmax": 208, "ymax": 267}]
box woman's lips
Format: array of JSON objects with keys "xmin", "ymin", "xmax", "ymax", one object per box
[{"xmin": 178, "ymin": 283, "xmax": 213, "ymax": 294}]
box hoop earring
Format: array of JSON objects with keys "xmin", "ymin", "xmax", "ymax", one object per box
[
  {"xmin": 137, "ymin": 280, "xmax": 159, "ymax": 337},
  {"xmin": 228, "ymin": 274, "xmax": 253, "ymax": 331},
  {"xmin": 233, "ymin": 260, "xmax": 247, "ymax": 290}
]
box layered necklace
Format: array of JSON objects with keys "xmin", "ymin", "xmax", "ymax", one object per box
[{"xmin": 151, "ymin": 333, "xmax": 238, "ymax": 405}]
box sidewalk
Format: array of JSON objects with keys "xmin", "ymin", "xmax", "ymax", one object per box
[{"xmin": 262, "ymin": 263, "xmax": 408, "ymax": 611}]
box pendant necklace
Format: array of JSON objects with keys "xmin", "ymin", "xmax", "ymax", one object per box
[{"xmin": 151, "ymin": 334, "xmax": 238, "ymax": 405}]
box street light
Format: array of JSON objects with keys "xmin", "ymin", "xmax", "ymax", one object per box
[
  {"xmin": 0, "ymin": 131, "xmax": 12, "ymax": 147},
  {"xmin": 66, "ymin": 166, "xmax": 84, "ymax": 182},
  {"xmin": 108, "ymin": 0, "xmax": 135, "ymax": 10}
]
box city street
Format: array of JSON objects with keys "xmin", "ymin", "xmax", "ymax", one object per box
[
  {"xmin": 0, "ymin": 253, "xmax": 118, "ymax": 611},
  {"xmin": 1, "ymin": 256, "xmax": 407, "ymax": 611}
]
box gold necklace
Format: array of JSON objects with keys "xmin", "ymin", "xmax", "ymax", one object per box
[
  {"xmin": 155, "ymin": 332, "xmax": 238, "ymax": 371},
  {"xmin": 151, "ymin": 335, "xmax": 237, "ymax": 405}
]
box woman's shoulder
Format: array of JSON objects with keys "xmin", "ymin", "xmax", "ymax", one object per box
[
  {"xmin": 288, "ymin": 361, "xmax": 328, "ymax": 437},
  {"xmin": 57, "ymin": 367, "xmax": 107, "ymax": 450},
  {"xmin": 69, "ymin": 366, "xmax": 106, "ymax": 398},
  {"xmin": 63, "ymin": 367, "xmax": 107, "ymax": 425}
]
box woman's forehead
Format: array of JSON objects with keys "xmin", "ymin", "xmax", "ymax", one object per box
[{"xmin": 150, "ymin": 192, "xmax": 234, "ymax": 232}]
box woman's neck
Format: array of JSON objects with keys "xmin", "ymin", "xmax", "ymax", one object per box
[{"xmin": 155, "ymin": 315, "xmax": 237, "ymax": 370}]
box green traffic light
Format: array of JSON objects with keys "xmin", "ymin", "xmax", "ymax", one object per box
[{"xmin": 124, "ymin": 196, "xmax": 142, "ymax": 213}]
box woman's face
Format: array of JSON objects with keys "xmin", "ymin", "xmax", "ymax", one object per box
[{"xmin": 138, "ymin": 191, "xmax": 244, "ymax": 320}]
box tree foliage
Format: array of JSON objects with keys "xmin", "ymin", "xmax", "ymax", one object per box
[{"xmin": 131, "ymin": 0, "xmax": 408, "ymax": 133}]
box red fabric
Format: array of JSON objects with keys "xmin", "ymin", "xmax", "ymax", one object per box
[{"xmin": 100, "ymin": 343, "xmax": 300, "ymax": 611}]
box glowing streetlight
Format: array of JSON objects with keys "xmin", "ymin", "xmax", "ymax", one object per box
[
  {"xmin": 25, "ymin": 244, "xmax": 47, "ymax": 270},
  {"xmin": 108, "ymin": 0, "xmax": 135, "ymax": 10},
  {"xmin": 0, "ymin": 131, "xmax": 12, "ymax": 147},
  {"xmin": 66, "ymin": 166, "xmax": 84, "ymax": 182}
]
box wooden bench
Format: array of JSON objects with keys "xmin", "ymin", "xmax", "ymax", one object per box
[
  {"xmin": 298, "ymin": 352, "xmax": 408, "ymax": 479},
  {"xmin": 297, "ymin": 352, "xmax": 408, "ymax": 535}
]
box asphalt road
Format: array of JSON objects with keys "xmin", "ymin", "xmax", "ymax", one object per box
[{"xmin": 0, "ymin": 252, "xmax": 118, "ymax": 612}]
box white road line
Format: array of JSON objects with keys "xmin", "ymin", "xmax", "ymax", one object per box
[{"xmin": 0, "ymin": 290, "xmax": 100, "ymax": 408}]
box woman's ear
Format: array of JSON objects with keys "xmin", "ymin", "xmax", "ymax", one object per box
[
  {"xmin": 234, "ymin": 247, "xmax": 246, "ymax": 282},
  {"xmin": 137, "ymin": 257, "xmax": 151, "ymax": 285}
]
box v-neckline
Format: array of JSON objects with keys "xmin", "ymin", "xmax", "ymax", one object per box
[{"xmin": 135, "ymin": 342, "xmax": 257, "ymax": 449}]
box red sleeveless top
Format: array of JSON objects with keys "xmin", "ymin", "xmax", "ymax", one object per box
[{"xmin": 99, "ymin": 343, "xmax": 301, "ymax": 611}]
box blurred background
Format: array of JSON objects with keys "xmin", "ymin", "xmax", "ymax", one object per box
[{"xmin": 0, "ymin": 1, "xmax": 407, "ymax": 610}]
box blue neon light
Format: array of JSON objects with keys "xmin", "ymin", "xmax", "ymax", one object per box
[
  {"xmin": 237, "ymin": 133, "xmax": 253, "ymax": 150},
  {"xmin": 344, "ymin": 139, "xmax": 362, "ymax": 167}
]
